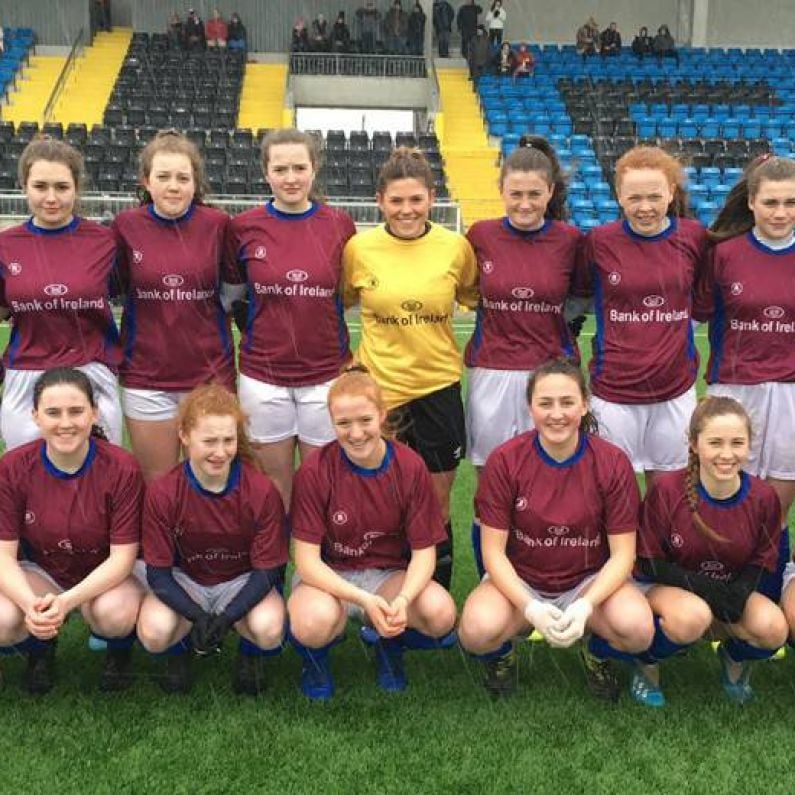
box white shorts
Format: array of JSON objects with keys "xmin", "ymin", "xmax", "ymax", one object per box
[
  {"xmin": 590, "ymin": 387, "xmax": 696, "ymax": 473},
  {"xmin": 19, "ymin": 560, "xmax": 65, "ymax": 594},
  {"xmin": 121, "ymin": 387, "xmax": 189, "ymax": 422},
  {"xmin": 466, "ymin": 367, "xmax": 533, "ymax": 466},
  {"xmin": 707, "ymin": 383, "xmax": 795, "ymax": 480},
  {"xmin": 0, "ymin": 362, "xmax": 123, "ymax": 450},
  {"xmin": 506, "ymin": 571, "xmax": 598, "ymax": 612},
  {"xmin": 782, "ymin": 562, "xmax": 795, "ymax": 596},
  {"xmin": 238, "ymin": 373, "xmax": 335, "ymax": 446},
  {"xmin": 292, "ymin": 567, "xmax": 402, "ymax": 621}
]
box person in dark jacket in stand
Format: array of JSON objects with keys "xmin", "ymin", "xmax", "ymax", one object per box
[
  {"xmin": 457, "ymin": 0, "xmax": 482, "ymax": 58},
  {"xmin": 184, "ymin": 8, "xmax": 206, "ymax": 51},
  {"xmin": 357, "ymin": 1, "xmax": 381, "ymax": 54},
  {"xmin": 468, "ymin": 24, "xmax": 491, "ymax": 82},
  {"xmin": 599, "ymin": 22, "xmax": 621, "ymax": 57},
  {"xmin": 631, "ymin": 26, "xmax": 653, "ymax": 61},
  {"xmin": 433, "ymin": 0, "xmax": 455, "ymax": 58},
  {"xmin": 408, "ymin": 2, "xmax": 427, "ymax": 56}
]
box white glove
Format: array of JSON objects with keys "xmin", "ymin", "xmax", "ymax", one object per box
[
  {"xmin": 546, "ymin": 598, "xmax": 593, "ymax": 649},
  {"xmin": 523, "ymin": 599, "xmax": 564, "ymax": 640}
]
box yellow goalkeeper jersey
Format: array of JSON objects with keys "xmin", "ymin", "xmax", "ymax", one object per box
[{"xmin": 343, "ymin": 223, "xmax": 479, "ymax": 410}]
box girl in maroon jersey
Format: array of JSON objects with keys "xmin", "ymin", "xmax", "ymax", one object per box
[
  {"xmin": 0, "ymin": 138, "xmax": 123, "ymax": 449},
  {"xmin": 113, "ymin": 130, "xmax": 239, "ymax": 482},
  {"xmin": 633, "ymin": 397, "xmax": 787, "ymax": 707},
  {"xmin": 0, "ymin": 368, "xmax": 144, "ymax": 693},
  {"xmin": 584, "ymin": 146, "xmax": 708, "ymax": 488},
  {"xmin": 229, "ymin": 129, "xmax": 356, "ymax": 509},
  {"xmin": 458, "ymin": 359, "xmax": 653, "ymax": 700},
  {"xmin": 137, "ymin": 384, "xmax": 288, "ymax": 696},
  {"xmin": 288, "ymin": 367, "xmax": 457, "ymax": 700},
  {"xmin": 697, "ymin": 156, "xmax": 795, "ymax": 613}
]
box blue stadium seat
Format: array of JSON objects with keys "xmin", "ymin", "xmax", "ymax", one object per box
[
  {"xmin": 678, "ymin": 119, "xmax": 698, "ymax": 138},
  {"xmin": 636, "ymin": 117, "xmax": 657, "ymax": 138},
  {"xmin": 722, "ymin": 167, "xmax": 743, "ymax": 185}
]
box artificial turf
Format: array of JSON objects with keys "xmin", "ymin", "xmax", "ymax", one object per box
[{"xmin": 0, "ymin": 318, "xmax": 793, "ymax": 794}]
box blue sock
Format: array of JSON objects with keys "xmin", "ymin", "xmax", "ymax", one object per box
[
  {"xmin": 637, "ymin": 616, "xmax": 689, "ymax": 664},
  {"xmin": 92, "ymin": 631, "xmax": 136, "ymax": 650},
  {"xmin": 162, "ymin": 636, "xmax": 191, "ymax": 656},
  {"xmin": 471, "ymin": 519, "xmax": 485, "ymax": 578},
  {"xmin": 288, "ymin": 630, "xmax": 340, "ymax": 664},
  {"xmin": 0, "ymin": 636, "xmax": 53, "ymax": 656},
  {"xmin": 588, "ymin": 633, "xmax": 635, "ymax": 663},
  {"xmin": 401, "ymin": 628, "xmax": 457, "ymax": 651},
  {"xmin": 722, "ymin": 638, "xmax": 778, "ymax": 662},
  {"xmin": 238, "ymin": 636, "xmax": 283, "ymax": 658},
  {"xmin": 475, "ymin": 640, "xmax": 512, "ymax": 662}
]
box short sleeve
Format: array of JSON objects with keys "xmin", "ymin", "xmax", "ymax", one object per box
[
  {"xmin": 109, "ymin": 462, "xmax": 144, "ymax": 546},
  {"xmin": 602, "ymin": 448, "xmax": 640, "ymax": 534},
  {"xmin": 219, "ymin": 213, "xmax": 245, "ymax": 286},
  {"xmin": 142, "ymin": 482, "xmax": 178, "ymax": 567},
  {"xmin": 475, "ymin": 449, "xmax": 515, "ymax": 532},
  {"xmin": 290, "ymin": 459, "xmax": 330, "ymax": 545},
  {"xmin": 747, "ymin": 487, "xmax": 784, "ymax": 573},
  {"xmin": 110, "ymin": 219, "xmax": 131, "ymax": 295},
  {"xmin": 0, "ymin": 456, "xmax": 25, "ymax": 541},
  {"xmin": 692, "ymin": 243, "xmax": 717, "ymax": 323},
  {"xmin": 402, "ymin": 461, "xmax": 446, "ymax": 550},
  {"xmin": 455, "ymin": 235, "xmax": 479, "ymax": 310},
  {"xmin": 250, "ymin": 479, "xmax": 289, "ymax": 569},
  {"xmin": 638, "ymin": 480, "xmax": 670, "ymax": 559},
  {"xmin": 341, "ymin": 237, "xmax": 360, "ymax": 309},
  {"xmin": 571, "ymin": 231, "xmax": 594, "ymax": 298}
]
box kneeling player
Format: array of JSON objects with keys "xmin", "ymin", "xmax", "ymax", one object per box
[
  {"xmin": 137, "ymin": 384, "xmax": 288, "ymax": 695},
  {"xmin": 287, "ymin": 367, "xmax": 457, "ymax": 701},
  {"xmin": 458, "ymin": 359, "xmax": 654, "ymax": 700},
  {"xmin": 634, "ymin": 397, "xmax": 788, "ymax": 706}
]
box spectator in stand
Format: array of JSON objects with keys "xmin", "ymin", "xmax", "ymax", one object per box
[
  {"xmin": 384, "ymin": 1, "xmax": 408, "ymax": 55},
  {"xmin": 631, "ymin": 26, "xmax": 653, "ymax": 61},
  {"xmin": 205, "ymin": 8, "xmax": 228, "ymax": 48},
  {"xmin": 653, "ymin": 24, "xmax": 679, "ymax": 66},
  {"xmin": 94, "ymin": 0, "xmax": 112, "ymax": 33},
  {"xmin": 493, "ymin": 40, "xmax": 515, "ymax": 76},
  {"xmin": 167, "ymin": 12, "xmax": 184, "ymax": 49},
  {"xmin": 513, "ymin": 42, "xmax": 535, "ymax": 78},
  {"xmin": 485, "ymin": 0, "xmax": 506, "ymax": 47},
  {"xmin": 332, "ymin": 12, "xmax": 352, "ymax": 53},
  {"xmin": 432, "ymin": 0, "xmax": 455, "ymax": 58},
  {"xmin": 600, "ymin": 22, "xmax": 621, "ymax": 57},
  {"xmin": 184, "ymin": 8, "xmax": 205, "ymax": 51},
  {"xmin": 468, "ymin": 24, "xmax": 491, "ymax": 82},
  {"xmin": 227, "ymin": 12, "xmax": 247, "ymax": 52},
  {"xmin": 407, "ymin": 2, "xmax": 427, "ymax": 56},
  {"xmin": 310, "ymin": 14, "xmax": 332, "ymax": 52},
  {"xmin": 457, "ymin": 0, "xmax": 482, "ymax": 58},
  {"xmin": 357, "ymin": 0, "xmax": 381, "ymax": 54},
  {"xmin": 292, "ymin": 17, "xmax": 310, "ymax": 53},
  {"xmin": 576, "ymin": 16, "xmax": 599, "ymax": 59}
]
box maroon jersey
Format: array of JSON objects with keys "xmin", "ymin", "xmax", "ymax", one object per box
[
  {"xmin": 290, "ymin": 440, "xmax": 446, "ymax": 570},
  {"xmin": 229, "ymin": 202, "xmax": 356, "ymax": 386},
  {"xmin": 693, "ymin": 233, "xmax": 795, "ymax": 385},
  {"xmin": 476, "ymin": 431, "xmax": 640, "ymax": 592},
  {"xmin": 113, "ymin": 204, "xmax": 237, "ymax": 391},
  {"xmin": 0, "ymin": 438, "xmax": 143, "ymax": 589},
  {"xmin": 143, "ymin": 458, "xmax": 287, "ymax": 586},
  {"xmin": 0, "ymin": 218, "xmax": 121, "ymax": 370},
  {"xmin": 639, "ymin": 469, "xmax": 781, "ymax": 578},
  {"xmin": 583, "ymin": 218, "xmax": 708, "ymax": 403},
  {"xmin": 464, "ymin": 218, "xmax": 584, "ymax": 369}
]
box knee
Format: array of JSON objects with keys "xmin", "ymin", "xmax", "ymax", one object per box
[
  {"xmin": 661, "ymin": 601, "xmax": 713, "ymax": 645},
  {"xmin": 87, "ymin": 588, "xmax": 141, "ymax": 637},
  {"xmin": 287, "ymin": 598, "xmax": 343, "ymax": 646},
  {"xmin": 241, "ymin": 602, "xmax": 286, "ymax": 650},
  {"xmin": 0, "ymin": 598, "xmax": 25, "ymax": 645},
  {"xmin": 746, "ymin": 608, "xmax": 789, "ymax": 650},
  {"xmin": 458, "ymin": 598, "xmax": 505, "ymax": 652},
  {"xmin": 413, "ymin": 587, "xmax": 456, "ymax": 637},
  {"xmin": 136, "ymin": 606, "xmax": 182, "ymax": 654}
]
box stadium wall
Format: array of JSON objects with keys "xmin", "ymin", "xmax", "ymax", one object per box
[
  {"xmin": 705, "ymin": 0, "xmax": 795, "ymax": 47},
  {"xmin": 0, "ymin": 0, "xmax": 89, "ymax": 46}
]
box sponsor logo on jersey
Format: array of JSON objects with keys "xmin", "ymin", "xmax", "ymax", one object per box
[
  {"xmin": 763, "ymin": 306, "xmax": 785, "ymax": 319},
  {"xmin": 670, "ymin": 532, "xmax": 684, "ymax": 548},
  {"xmin": 163, "ymin": 274, "xmax": 185, "ymax": 287},
  {"xmin": 511, "ymin": 286, "xmax": 535, "ymax": 300},
  {"xmin": 401, "ymin": 299, "xmax": 423, "ymax": 312},
  {"xmin": 286, "ymin": 269, "xmax": 309, "ymax": 283},
  {"xmin": 332, "ymin": 510, "xmax": 348, "ymax": 525},
  {"xmin": 132, "ymin": 250, "xmax": 144, "ymax": 264},
  {"xmin": 8, "ymin": 262, "xmax": 22, "ymax": 276},
  {"xmin": 24, "ymin": 510, "xmax": 35, "ymax": 524},
  {"xmin": 44, "ymin": 283, "xmax": 68, "ymax": 297},
  {"xmin": 642, "ymin": 294, "xmax": 665, "ymax": 308},
  {"xmin": 58, "ymin": 539, "xmax": 74, "ymax": 552},
  {"xmin": 254, "ymin": 246, "xmax": 267, "ymax": 260},
  {"xmin": 514, "ymin": 497, "xmax": 528, "ymax": 511},
  {"xmin": 730, "ymin": 282, "xmax": 743, "ymax": 296},
  {"xmin": 481, "ymin": 259, "xmax": 494, "ymax": 274},
  {"xmin": 700, "ymin": 560, "xmax": 724, "ymax": 573},
  {"xmin": 608, "ymin": 271, "xmax": 621, "ymax": 285},
  {"xmin": 547, "ymin": 525, "xmax": 570, "ymax": 537}
]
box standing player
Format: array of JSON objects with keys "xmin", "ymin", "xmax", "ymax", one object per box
[
  {"xmin": 113, "ymin": 130, "xmax": 239, "ymax": 482},
  {"xmin": 229, "ymin": 129, "xmax": 356, "ymax": 507},
  {"xmin": 634, "ymin": 397, "xmax": 787, "ymax": 706},
  {"xmin": 583, "ymin": 146, "xmax": 708, "ymax": 485},
  {"xmin": 458, "ymin": 359, "xmax": 654, "ymax": 700},
  {"xmin": 0, "ymin": 138, "xmax": 123, "ymax": 449},
  {"xmin": 288, "ymin": 367, "xmax": 456, "ymax": 700},
  {"xmin": 343, "ymin": 147, "xmax": 478, "ymax": 588},
  {"xmin": 696, "ymin": 155, "xmax": 795, "ymax": 600},
  {"xmin": 137, "ymin": 384, "xmax": 288, "ymax": 696},
  {"xmin": 0, "ymin": 368, "xmax": 143, "ymax": 693},
  {"xmin": 465, "ymin": 135, "xmax": 583, "ymax": 571}
]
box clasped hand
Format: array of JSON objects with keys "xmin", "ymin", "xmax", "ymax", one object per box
[
  {"xmin": 525, "ymin": 597, "xmax": 593, "ymax": 648},
  {"xmin": 25, "ymin": 593, "xmax": 67, "ymax": 640},
  {"xmin": 362, "ymin": 593, "xmax": 407, "ymax": 638}
]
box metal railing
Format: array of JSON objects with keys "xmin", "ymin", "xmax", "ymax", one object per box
[
  {"xmin": 42, "ymin": 27, "xmax": 85, "ymax": 123},
  {"xmin": 0, "ymin": 194, "xmax": 461, "ymax": 232},
  {"xmin": 290, "ymin": 52, "xmax": 427, "ymax": 78}
]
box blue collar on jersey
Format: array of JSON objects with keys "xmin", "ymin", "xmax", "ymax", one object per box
[
  {"xmin": 25, "ymin": 216, "xmax": 80, "ymax": 236},
  {"xmin": 697, "ymin": 470, "xmax": 751, "ymax": 508},
  {"xmin": 502, "ymin": 217, "xmax": 550, "ymax": 238},
  {"xmin": 41, "ymin": 437, "xmax": 97, "ymax": 479},
  {"xmin": 147, "ymin": 203, "xmax": 196, "ymax": 225},
  {"xmin": 184, "ymin": 457, "xmax": 241, "ymax": 498},
  {"xmin": 622, "ymin": 216, "xmax": 677, "ymax": 242},
  {"xmin": 747, "ymin": 230, "xmax": 795, "ymax": 256},
  {"xmin": 340, "ymin": 439, "xmax": 393, "ymax": 478},
  {"xmin": 265, "ymin": 200, "xmax": 319, "ymax": 221},
  {"xmin": 533, "ymin": 430, "xmax": 588, "ymax": 468}
]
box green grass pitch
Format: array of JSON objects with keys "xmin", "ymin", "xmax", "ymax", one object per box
[{"xmin": 0, "ymin": 318, "xmax": 793, "ymax": 794}]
